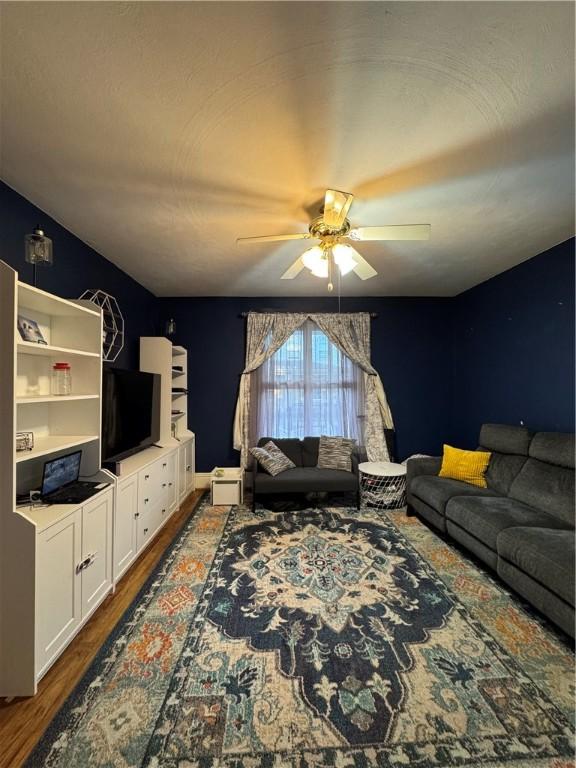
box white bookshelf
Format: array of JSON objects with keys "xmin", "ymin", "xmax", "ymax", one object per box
[
  {"xmin": 140, "ymin": 337, "xmax": 193, "ymax": 443},
  {"xmin": 0, "ymin": 261, "xmax": 110, "ymax": 696},
  {"xmin": 14, "ymin": 283, "xmax": 102, "ymax": 469},
  {"xmin": 170, "ymin": 344, "xmax": 191, "ymax": 440}
]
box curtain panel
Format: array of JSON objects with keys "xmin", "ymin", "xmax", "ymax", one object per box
[{"xmin": 233, "ymin": 312, "xmax": 394, "ymax": 467}]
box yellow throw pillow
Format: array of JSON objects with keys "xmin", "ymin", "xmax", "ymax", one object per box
[{"xmin": 439, "ymin": 444, "xmax": 491, "ymax": 488}]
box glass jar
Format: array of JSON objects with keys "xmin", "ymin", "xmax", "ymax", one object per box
[{"xmin": 51, "ymin": 362, "xmax": 72, "ymax": 396}]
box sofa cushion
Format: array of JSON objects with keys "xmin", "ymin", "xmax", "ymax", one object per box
[
  {"xmin": 302, "ymin": 437, "xmax": 319, "ymax": 467},
  {"xmin": 257, "ymin": 437, "xmax": 303, "ymax": 467},
  {"xmin": 410, "ymin": 475, "xmax": 498, "ymax": 514},
  {"xmin": 508, "ymin": 458, "xmax": 575, "ymax": 526},
  {"xmin": 529, "ymin": 432, "xmax": 575, "ymax": 469},
  {"xmin": 254, "ymin": 467, "xmax": 358, "ymax": 494},
  {"xmin": 479, "ymin": 423, "xmax": 532, "ymax": 455},
  {"xmin": 445, "ymin": 496, "xmax": 569, "ymax": 551},
  {"xmin": 439, "ymin": 444, "xmax": 491, "ymax": 488},
  {"xmin": 497, "ymin": 527, "xmax": 575, "ymax": 607},
  {"xmin": 317, "ymin": 436, "xmax": 356, "ymax": 472},
  {"xmin": 250, "ymin": 441, "xmax": 295, "ymax": 476},
  {"xmin": 484, "ymin": 453, "xmax": 528, "ymax": 496}
]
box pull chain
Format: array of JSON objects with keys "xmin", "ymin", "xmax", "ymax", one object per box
[{"xmin": 327, "ymin": 248, "xmax": 334, "ymax": 292}]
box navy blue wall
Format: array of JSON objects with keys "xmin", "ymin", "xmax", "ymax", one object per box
[
  {"xmin": 451, "ymin": 238, "xmax": 575, "ymax": 447},
  {"xmin": 159, "ymin": 297, "xmax": 453, "ymax": 471},
  {"xmin": 0, "ymin": 182, "xmax": 159, "ymax": 369},
  {"xmin": 2, "ymin": 181, "xmax": 573, "ymax": 470}
]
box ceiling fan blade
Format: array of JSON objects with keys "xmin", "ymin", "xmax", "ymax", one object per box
[
  {"xmin": 281, "ymin": 256, "xmax": 305, "ymax": 280},
  {"xmin": 237, "ymin": 233, "xmax": 311, "ymax": 244},
  {"xmin": 347, "ymin": 247, "xmax": 377, "ymax": 280},
  {"xmin": 348, "ymin": 224, "xmax": 431, "ymax": 241},
  {"xmin": 323, "ymin": 189, "xmax": 354, "ymax": 228}
]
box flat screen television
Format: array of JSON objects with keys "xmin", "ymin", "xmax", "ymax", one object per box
[{"xmin": 102, "ymin": 367, "xmax": 161, "ymax": 464}]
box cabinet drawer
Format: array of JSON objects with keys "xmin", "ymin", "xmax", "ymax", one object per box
[
  {"xmin": 138, "ymin": 463, "xmax": 162, "ymax": 504},
  {"xmin": 157, "ymin": 452, "xmax": 176, "ymax": 477},
  {"xmin": 137, "ymin": 500, "xmax": 164, "ymax": 550},
  {"xmin": 138, "ymin": 453, "xmax": 177, "ymax": 507}
]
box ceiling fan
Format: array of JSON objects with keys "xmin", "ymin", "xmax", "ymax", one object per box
[{"xmin": 237, "ymin": 189, "xmax": 430, "ymax": 291}]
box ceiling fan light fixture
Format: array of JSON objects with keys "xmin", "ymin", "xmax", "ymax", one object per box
[
  {"xmin": 332, "ymin": 243, "xmax": 357, "ymax": 276},
  {"xmin": 310, "ymin": 260, "xmax": 329, "ymax": 278},
  {"xmin": 239, "ymin": 187, "xmax": 430, "ymax": 288},
  {"xmin": 302, "ymin": 245, "xmax": 326, "ymax": 277}
]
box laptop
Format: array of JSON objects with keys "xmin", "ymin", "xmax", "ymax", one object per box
[{"xmin": 41, "ymin": 450, "xmax": 108, "ymax": 504}]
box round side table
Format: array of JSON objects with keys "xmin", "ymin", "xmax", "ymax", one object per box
[{"xmin": 359, "ymin": 461, "xmax": 407, "ymax": 510}]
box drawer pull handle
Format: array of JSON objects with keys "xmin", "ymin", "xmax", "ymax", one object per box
[
  {"xmin": 76, "ymin": 553, "xmax": 96, "ymax": 573},
  {"xmin": 162, "ymin": 508, "xmax": 166, "ymax": 514},
  {"xmin": 162, "ymin": 483, "xmax": 167, "ymax": 488},
  {"xmin": 144, "ymin": 527, "xmax": 149, "ymax": 534},
  {"xmin": 162, "ymin": 463, "xmax": 167, "ymax": 468},
  {"xmin": 168, "ymin": 482, "xmax": 173, "ymax": 487},
  {"xmin": 134, "ymin": 512, "xmax": 140, "ymax": 519},
  {"xmin": 186, "ymin": 465, "xmax": 191, "ymax": 471},
  {"xmin": 145, "ymin": 474, "xmax": 150, "ymax": 480},
  {"xmin": 144, "ymin": 498, "xmax": 149, "ymax": 504}
]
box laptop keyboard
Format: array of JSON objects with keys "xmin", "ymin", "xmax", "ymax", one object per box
[{"xmin": 46, "ymin": 484, "xmax": 102, "ymax": 504}]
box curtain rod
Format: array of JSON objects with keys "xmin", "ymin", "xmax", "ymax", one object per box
[{"xmin": 239, "ymin": 311, "xmax": 378, "ymax": 318}]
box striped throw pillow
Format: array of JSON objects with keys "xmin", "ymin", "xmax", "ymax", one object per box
[
  {"xmin": 439, "ymin": 444, "xmax": 492, "ymax": 488},
  {"xmin": 317, "ymin": 435, "xmax": 356, "ymax": 472},
  {"xmin": 250, "ymin": 441, "xmax": 295, "ymax": 476}
]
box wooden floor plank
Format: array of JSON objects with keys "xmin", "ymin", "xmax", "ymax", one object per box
[{"xmin": 0, "ymin": 489, "xmax": 205, "ymax": 768}]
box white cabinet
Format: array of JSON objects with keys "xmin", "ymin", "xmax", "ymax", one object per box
[
  {"xmin": 178, "ymin": 443, "xmax": 187, "ymax": 501},
  {"xmin": 178, "ymin": 437, "xmax": 195, "ymax": 503},
  {"xmin": 185, "ymin": 437, "xmax": 195, "ymax": 493},
  {"xmin": 36, "ymin": 510, "xmax": 82, "ymax": 676},
  {"xmin": 81, "ymin": 491, "xmax": 113, "ymax": 618},
  {"xmin": 35, "ymin": 489, "xmax": 113, "ymax": 679},
  {"xmin": 0, "ymin": 262, "xmax": 108, "ymax": 696},
  {"xmin": 114, "ymin": 476, "xmax": 138, "ymax": 580},
  {"xmin": 113, "ymin": 447, "xmax": 182, "ymax": 583}
]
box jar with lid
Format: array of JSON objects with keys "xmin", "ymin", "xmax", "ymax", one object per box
[{"xmin": 51, "ymin": 362, "xmax": 72, "ymax": 396}]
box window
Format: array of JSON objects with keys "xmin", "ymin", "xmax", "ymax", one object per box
[{"xmin": 252, "ymin": 320, "xmax": 365, "ymax": 442}]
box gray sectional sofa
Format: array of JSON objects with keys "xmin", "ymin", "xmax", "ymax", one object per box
[
  {"xmin": 251, "ymin": 436, "xmax": 363, "ymax": 510},
  {"xmin": 407, "ymin": 424, "xmax": 575, "ymax": 637}
]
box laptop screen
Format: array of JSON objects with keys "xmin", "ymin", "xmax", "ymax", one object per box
[{"xmin": 42, "ymin": 451, "xmax": 82, "ymax": 496}]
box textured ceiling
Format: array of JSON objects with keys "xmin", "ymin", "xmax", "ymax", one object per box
[{"xmin": 1, "ymin": 1, "xmax": 574, "ymax": 297}]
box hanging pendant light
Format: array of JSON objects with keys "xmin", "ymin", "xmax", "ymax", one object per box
[{"xmin": 24, "ymin": 226, "xmax": 53, "ymax": 287}]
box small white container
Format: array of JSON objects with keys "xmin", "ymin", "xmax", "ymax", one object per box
[{"xmin": 210, "ymin": 467, "xmax": 243, "ymax": 505}]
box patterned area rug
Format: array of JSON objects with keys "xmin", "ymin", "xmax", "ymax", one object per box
[{"xmin": 27, "ymin": 497, "xmax": 575, "ymax": 768}]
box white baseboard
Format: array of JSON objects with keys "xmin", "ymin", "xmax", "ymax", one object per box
[{"xmin": 194, "ymin": 472, "xmax": 211, "ymax": 490}]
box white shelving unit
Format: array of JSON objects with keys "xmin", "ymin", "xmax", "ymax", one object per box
[
  {"xmin": 0, "ymin": 261, "xmax": 112, "ymax": 696},
  {"xmin": 140, "ymin": 337, "xmax": 195, "ymax": 505},
  {"xmin": 170, "ymin": 345, "xmax": 192, "ymax": 441},
  {"xmin": 140, "ymin": 337, "xmax": 193, "ymax": 443}
]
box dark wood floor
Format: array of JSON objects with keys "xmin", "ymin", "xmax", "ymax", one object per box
[{"xmin": 0, "ymin": 489, "xmax": 205, "ymax": 768}]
